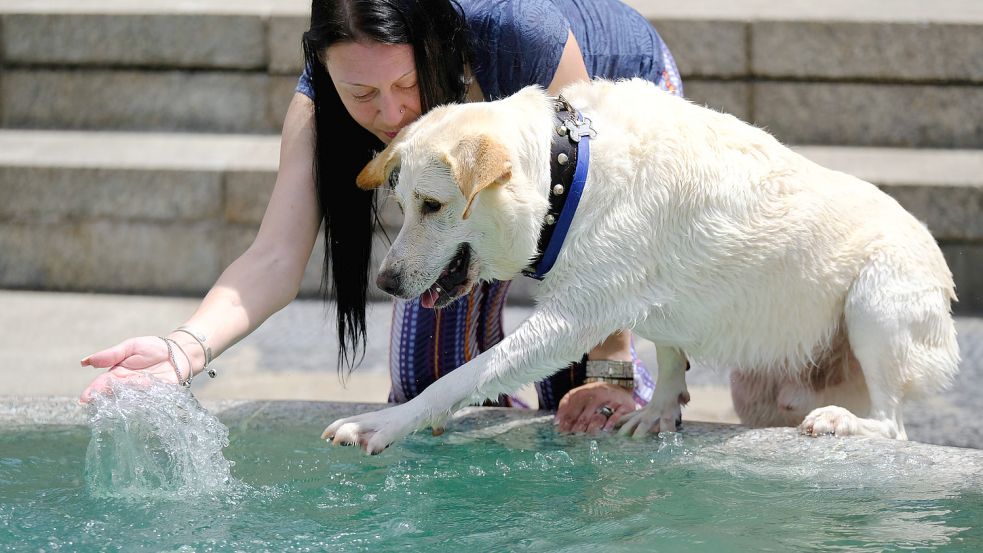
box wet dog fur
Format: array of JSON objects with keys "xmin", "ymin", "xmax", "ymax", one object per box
[{"xmin": 323, "ymin": 78, "xmax": 959, "ymax": 453}]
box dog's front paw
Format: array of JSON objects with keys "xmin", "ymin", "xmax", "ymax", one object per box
[
  {"xmin": 617, "ymin": 388, "xmax": 687, "ymax": 437},
  {"xmin": 799, "ymin": 405, "xmax": 860, "ymax": 437},
  {"xmin": 616, "ymin": 403, "xmax": 683, "ymax": 438},
  {"xmin": 321, "ymin": 405, "xmax": 419, "ymax": 454}
]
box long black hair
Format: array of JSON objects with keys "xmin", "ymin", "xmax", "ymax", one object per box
[{"xmin": 302, "ymin": 0, "xmax": 472, "ymax": 374}]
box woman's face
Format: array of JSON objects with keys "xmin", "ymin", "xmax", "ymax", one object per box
[{"xmin": 324, "ymin": 41, "xmax": 422, "ymax": 144}]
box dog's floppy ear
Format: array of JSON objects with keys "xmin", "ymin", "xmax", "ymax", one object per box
[
  {"xmin": 446, "ymin": 134, "xmax": 512, "ymax": 219},
  {"xmin": 356, "ymin": 140, "xmax": 401, "ymax": 190}
]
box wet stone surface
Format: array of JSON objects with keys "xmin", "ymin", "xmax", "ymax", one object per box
[{"xmin": 151, "ymin": 311, "xmax": 983, "ymax": 450}]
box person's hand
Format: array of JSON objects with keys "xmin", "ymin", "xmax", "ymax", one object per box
[
  {"xmin": 79, "ymin": 336, "xmax": 189, "ymax": 403},
  {"xmin": 555, "ymin": 382, "xmax": 636, "ymax": 434}
]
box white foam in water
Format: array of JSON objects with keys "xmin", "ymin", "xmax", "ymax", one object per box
[{"xmin": 85, "ymin": 378, "xmax": 237, "ymax": 499}]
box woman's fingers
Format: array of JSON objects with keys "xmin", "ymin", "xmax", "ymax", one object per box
[
  {"xmin": 81, "ymin": 342, "xmax": 132, "ymax": 368},
  {"xmin": 78, "ymin": 364, "xmax": 168, "ymax": 404},
  {"xmin": 555, "ymin": 392, "xmax": 588, "ymax": 433},
  {"xmin": 556, "ymin": 382, "xmax": 638, "ymax": 434},
  {"xmin": 78, "ymin": 370, "xmax": 132, "ymax": 404},
  {"xmin": 583, "ymin": 410, "xmax": 611, "ymax": 434},
  {"xmin": 603, "ymin": 404, "xmax": 635, "ymax": 432},
  {"xmin": 79, "ymin": 372, "xmax": 109, "ymax": 404},
  {"xmin": 562, "ymin": 395, "xmax": 611, "ymax": 433},
  {"xmin": 81, "ymin": 337, "xmax": 163, "ymax": 370}
]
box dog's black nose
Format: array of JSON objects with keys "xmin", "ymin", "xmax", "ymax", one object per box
[{"xmin": 376, "ymin": 270, "xmax": 402, "ymax": 296}]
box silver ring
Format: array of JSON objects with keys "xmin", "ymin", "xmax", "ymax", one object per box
[{"xmin": 596, "ymin": 405, "xmax": 614, "ymax": 418}]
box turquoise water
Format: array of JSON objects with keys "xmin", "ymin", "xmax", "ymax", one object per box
[{"xmin": 2, "ymin": 406, "xmax": 982, "ymax": 552}]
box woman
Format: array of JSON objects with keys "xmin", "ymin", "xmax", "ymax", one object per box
[{"xmin": 80, "ymin": 0, "xmax": 683, "ymax": 434}]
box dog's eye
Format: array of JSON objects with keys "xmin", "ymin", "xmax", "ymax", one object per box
[{"xmin": 421, "ymin": 199, "xmax": 442, "ymax": 214}]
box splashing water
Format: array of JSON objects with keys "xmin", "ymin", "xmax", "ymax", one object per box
[{"xmin": 85, "ymin": 378, "xmax": 237, "ymax": 499}]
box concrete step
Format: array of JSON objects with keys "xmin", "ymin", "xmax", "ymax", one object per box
[
  {"xmin": 0, "ymin": 130, "xmax": 328, "ymax": 297},
  {"xmin": 1, "ymin": 69, "xmax": 293, "ymax": 134},
  {"xmin": 4, "ymin": 1, "xmax": 980, "ymax": 80},
  {"xmin": 1, "ymin": 0, "xmax": 981, "ymax": 146},
  {"xmin": 1, "ymin": 129, "xmax": 981, "ymax": 310}
]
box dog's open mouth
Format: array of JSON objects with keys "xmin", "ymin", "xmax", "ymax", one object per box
[{"xmin": 420, "ymin": 244, "xmax": 472, "ymax": 309}]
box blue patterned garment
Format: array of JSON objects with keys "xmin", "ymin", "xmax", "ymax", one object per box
[
  {"xmin": 296, "ymin": 0, "xmax": 683, "ymax": 409},
  {"xmin": 296, "ymin": 0, "xmax": 681, "ymax": 101}
]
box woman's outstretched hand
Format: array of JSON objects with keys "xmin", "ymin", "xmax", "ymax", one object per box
[
  {"xmin": 555, "ymin": 382, "xmax": 637, "ymax": 434},
  {"xmin": 79, "ymin": 336, "xmax": 187, "ymax": 403}
]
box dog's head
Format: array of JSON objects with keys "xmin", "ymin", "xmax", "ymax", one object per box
[{"xmin": 357, "ymin": 88, "xmax": 551, "ymax": 308}]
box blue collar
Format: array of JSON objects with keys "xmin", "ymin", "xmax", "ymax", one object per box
[{"xmin": 523, "ymin": 96, "xmax": 595, "ymax": 280}]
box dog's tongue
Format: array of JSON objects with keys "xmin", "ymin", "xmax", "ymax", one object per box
[{"xmin": 420, "ymin": 286, "xmax": 439, "ymax": 309}]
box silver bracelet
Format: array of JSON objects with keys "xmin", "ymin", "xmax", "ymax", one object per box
[
  {"xmin": 168, "ymin": 338, "xmax": 194, "ymax": 380},
  {"xmin": 173, "ymin": 325, "xmax": 216, "ymax": 378},
  {"xmin": 159, "ymin": 336, "xmax": 191, "ymax": 387}
]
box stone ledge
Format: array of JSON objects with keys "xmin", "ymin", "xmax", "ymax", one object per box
[
  {"xmin": 648, "ymin": 19, "xmax": 747, "ymax": 80},
  {"xmin": 0, "ymin": 130, "xmax": 279, "ymax": 171},
  {"xmin": 4, "ymin": 132, "xmax": 979, "ymax": 183},
  {"xmin": 794, "ymin": 146, "xmax": 983, "ymax": 241},
  {"xmin": 0, "ymin": 166, "xmax": 223, "ymax": 223},
  {"xmin": 1, "ymin": 131, "xmax": 980, "ymax": 238},
  {"xmin": 269, "ymin": 75, "xmax": 301, "ymax": 126},
  {"xmin": 3, "ymin": 0, "xmax": 979, "ymax": 23},
  {"xmin": 225, "ymin": 171, "xmax": 274, "ymax": 225},
  {"xmin": 1, "ymin": 69, "xmax": 276, "ymax": 133},
  {"xmin": 751, "ymin": 21, "xmax": 983, "ymax": 82},
  {"xmin": 5, "ymin": 58, "xmax": 980, "ymax": 145},
  {"xmin": 628, "ymin": 0, "xmax": 983, "ymax": 24},
  {"xmin": 0, "ymin": 131, "xmax": 979, "ymax": 304},
  {"xmin": 755, "ymin": 82, "xmax": 983, "ymax": 148},
  {"xmin": 268, "ymin": 15, "xmax": 307, "ymax": 75},
  {"xmin": 942, "ymin": 244, "xmax": 983, "ymax": 314},
  {"xmin": 0, "ymin": 220, "xmax": 226, "ymax": 293},
  {"xmin": 681, "ymin": 80, "xmax": 751, "ymax": 122},
  {"xmin": 794, "ymin": 146, "xmax": 983, "ymax": 187},
  {"xmin": 3, "ymin": 397, "xmax": 982, "ymax": 462},
  {"xmin": 0, "ymin": 0, "xmax": 307, "ymax": 16},
  {"xmin": 2, "ymin": 3, "xmax": 981, "ymax": 142},
  {"xmin": 1, "ymin": 1, "xmax": 981, "ymax": 84},
  {"xmin": 641, "ymin": 1, "xmax": 983, "ymax": 83},
  {"xmin": 2, "ymin": 13, "xmax": 267, "ymax": 69}
]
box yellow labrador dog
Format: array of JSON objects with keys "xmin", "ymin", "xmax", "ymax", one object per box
[{"xmin": 323, "ymin": 78, "xmax": 959, "ymax": 454}]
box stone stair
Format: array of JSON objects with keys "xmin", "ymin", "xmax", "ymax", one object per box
[{"xmin": 1, "ymin": 0, "xmax": 981, "ymax": 310}]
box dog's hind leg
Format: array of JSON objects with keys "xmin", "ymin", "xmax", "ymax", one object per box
[
  {"xmin": 618, "ymin": 346, "xmax": 689, "ymax": 437},
  {"xmin": 799, "ymin": 251, "xmax": 959, "ymax": 440}
]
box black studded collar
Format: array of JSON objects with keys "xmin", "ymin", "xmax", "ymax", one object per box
[{"xmin": 523, "ymin": 95, "xmax": 596, "ymax": 280}]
